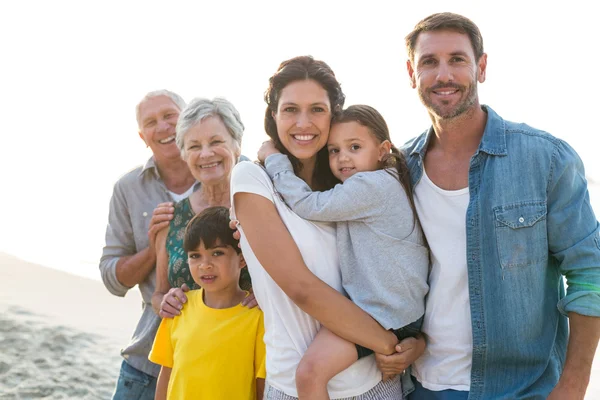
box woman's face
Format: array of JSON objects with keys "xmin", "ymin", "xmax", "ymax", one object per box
[
  {"xmin": 272, "ymin": 79, "xmax": 331, "ymax": 161},
  {"xmin": 182, "ymin": 116, "xmax": 240, "ymax": 185}
]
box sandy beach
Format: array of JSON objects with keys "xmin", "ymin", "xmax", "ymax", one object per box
[
  {"xmin": 0, "ymin": 252, "xmax": 599, "ymax": 399},
  {"xmin": 0, "ymin": 253, "xmax": 140, "ymax": 399}
]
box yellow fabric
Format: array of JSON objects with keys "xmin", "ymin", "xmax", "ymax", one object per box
[{"xmin": 149, "ymin": 289, "xmax": 266, "ymax": 400}]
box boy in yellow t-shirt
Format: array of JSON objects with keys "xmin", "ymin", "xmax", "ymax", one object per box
[{"xmin": 149, "ymin": 206, "xmax": 266, "ymax": 400}]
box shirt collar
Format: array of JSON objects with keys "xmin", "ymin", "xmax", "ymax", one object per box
[{"xmin": 410, "ymin": 104, "xmax": 507, "ymax": 158}]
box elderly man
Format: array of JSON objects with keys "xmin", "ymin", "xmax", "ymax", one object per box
[{"xmin": 100, "ymin": 90, "xmax": 196, "ymax": 399}]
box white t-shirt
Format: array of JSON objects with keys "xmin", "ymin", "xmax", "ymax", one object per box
[
  {"xmin": 230, "ymin": 162, "xmax": 381, "ymax": 398},
  {"xmin": 168, "ymin": 184, "xmax": 195, "ymax": 203},
  {"xmin": 412, "ymin": 169, "xmax": 472, "ymax": 391}
]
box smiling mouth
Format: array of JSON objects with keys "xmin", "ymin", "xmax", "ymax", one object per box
[
  {"xmin": 292, "ymin": 134, "xmax": 317, "ymax": 142},
  {"xmin": 200, "ymin": 275, "xmax": 216, "ymax": 283},
  {"xmin": 159, "ymin": 135, "xmax": 176, "ymax": 144},
  {"xmin": 199, "ymin": 162, "xmax": 221, "ymax": 169},
  {"xmin": 339, "ymin": 167, "xmax": 355, "ymax": 174}
]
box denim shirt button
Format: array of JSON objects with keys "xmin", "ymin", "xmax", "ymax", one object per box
[{"xmin": 518, "ymin": 217, "xmax": 524, "ymax": 223}]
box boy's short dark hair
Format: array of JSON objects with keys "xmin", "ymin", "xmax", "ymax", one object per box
[{"xmin": 183, "ymin": 206, "xmax": 241, "ymax": 254}]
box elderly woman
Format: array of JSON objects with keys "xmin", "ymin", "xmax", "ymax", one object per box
[{"xmin": 150, "ymin": 97, "xmax": 251, "ymax": 317}]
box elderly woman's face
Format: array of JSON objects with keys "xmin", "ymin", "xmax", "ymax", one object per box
[{"xmin": 182, "ymin": 116, "xmax": 240, "ymax": 185}]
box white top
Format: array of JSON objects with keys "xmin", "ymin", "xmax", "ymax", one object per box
[
  {"xmin": 412, "ymin": 169, "xmax": 472, "ymax": 391},
  {"xmin": 168, "ymin": 184, "xmax": 195, "ymax": 203},
  {"xmin": 230, "ymin": 161, "xmax": 381, "ymax": 398}
]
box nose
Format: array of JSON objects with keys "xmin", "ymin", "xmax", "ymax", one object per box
[
  {"xmin": 295, "ymin": 111, "xmax": 311, "ymax": 129},
  {"xmin": 199, "ymin": 146, "xmax": 215, "ymax": 158},
  {"xmin": 156, "ymin": 118, "xmax": 171, "ymax": 133},
  {"xmin": 436, "ymin": 60, "xmax": 454, "ymax": 83},
  {"xmin": 198, "ymin": 259, "xmax": 213, "ymax": 270},
  {"xmin": 338, "ymin": 150, "xmax": 350, "ymax": 162}
]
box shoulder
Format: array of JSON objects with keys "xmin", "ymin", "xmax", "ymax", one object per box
[
  {"xmin": 231, "ymin": 161, "xmax": 274, "ymax": 198},
  {"xmin": 113, "ymin": 165, "xmax": 144, "ymax": 190}
]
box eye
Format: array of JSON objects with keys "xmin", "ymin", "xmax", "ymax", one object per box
[
  {"xmin": 312, "ymin": 106, "xmax": 325, "ymax": 113},
  {"xmin": 350, "ymin": 144, "xmax": 361, "ymax": 151},
  {"xmin": 164, "ymin": 113, "xmax": 176, "ymax": 119},
  {"xmin": 328, "ymin": 148, "xmax": 339, "ymax": 154},
  {"xmin": 212, "ymin": 250, "xmax": 224, "ymax": 257},
  {"xmin": 421, "ymin": 58, "xmax": 436, "ymax": 66},
  {"xmin": 451, "ymin": 56, "xmax": 466, "ymax": 63},
  {"xmin": 187, "ymin": 145, "xmax": 199, "ymax": 150},
  {"xmin": 188, "ymin": 253, "xmax": 200, "ymax": 259},
  {"xmin": 283, "ymin": 106, "xmax": 297, "ymax": 113},
  {"xmin": 145, "ymin": 120, "xmax": 156, "ymax": 128},
  {"xmin": 210, "ymin": 140, "xmax": 224, "ymax": 146}
]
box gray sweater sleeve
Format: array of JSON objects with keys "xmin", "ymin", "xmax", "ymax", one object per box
[{"xmin": 264, "ymin": 153, "xmax": 390, "ymax": 222}]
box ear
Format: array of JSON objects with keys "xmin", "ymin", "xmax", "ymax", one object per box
[
  {"xmin": 407, "ymin": 59, "xmax": 417, "ymax": 89},
  {"xmin": 477, "ymin": 53, "xmax": 488, "ymax": 83},
  {"xmin": 238, "ymin": 253, "xmax": 247, "ymax": 269},
  {"xmin": 378, "ymin": 140, "xmax": 392, "ymax": 161},
  {"xmin": 138, "ymin": 131, "xmax": 148, "ymax": 147}
]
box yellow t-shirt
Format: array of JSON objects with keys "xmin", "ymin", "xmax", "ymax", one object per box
[{"xmin": 149, "ymin": 289, "xmax": 266, "ymax": 400}]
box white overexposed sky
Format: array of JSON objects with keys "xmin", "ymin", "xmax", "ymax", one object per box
[{"xmin": 1, "ymin": 0, "xmax": 598, "ymax": 280}]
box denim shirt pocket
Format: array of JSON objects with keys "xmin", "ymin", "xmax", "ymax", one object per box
[{"xmin": 493, "ymin": 201, "xmax": 548, "ymax": 269}]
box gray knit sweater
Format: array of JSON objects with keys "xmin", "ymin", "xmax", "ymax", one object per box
[{"xmin": 265, "ymin": 153, "xmax": 429, "ymax": 329}]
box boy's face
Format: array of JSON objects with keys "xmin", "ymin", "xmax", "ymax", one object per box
[{"xmin": 187, "ymin": 239, "xmax": 246, "ymax": 293}]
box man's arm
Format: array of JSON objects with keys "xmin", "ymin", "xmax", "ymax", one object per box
[
  {"xmin": 548, "ymin": 313, "xmax": 600, "ymax": 399},
  {"xmin": 547, "ymin": 141, "xmax": 600, "ymax": 398}
]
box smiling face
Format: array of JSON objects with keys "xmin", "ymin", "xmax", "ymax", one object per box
[
  {"xmin": 138, "ymin": 95, "xmax": 181, "ymax": 163},
  {"xmin": 327, "ymin": 121, "xmax": 389, "ymax": 182},
  {"xmin": 188, "ymin": 239, "xmax": 245, "ymax": 292},
  {"xmin": 272, "ymin": 79, "xmax": 332, "ymax": 162},
  {"xmin": 182, "ymin": 116, "xmax": 240, "ymax": 185},
  {"xmin": 408, "ymin": 30, "xmax": 487, "ymax": 120}
]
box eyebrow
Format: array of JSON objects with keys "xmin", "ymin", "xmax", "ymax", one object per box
[
  {"xmin": 420, "ymin": 50, "xmax": 470, "ymax": 59},
  {"xmin": 187, "ymin": 134, "xmax": 225, "ymax": 143},
  {"xmin": 280, "ymin": 102, "xmax": 329, "ymax": 108}
]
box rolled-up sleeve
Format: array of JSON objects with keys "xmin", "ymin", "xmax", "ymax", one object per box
[
  {"xmin": 100, "ymin": 181, "xmax": 135, "ymax": 297},
  {"xmin": 548, "ymin": 141, "xmax": 600, "ymax": 316}
]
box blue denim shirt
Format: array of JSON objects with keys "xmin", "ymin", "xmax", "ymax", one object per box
[{"xmin": 402, "ymin": 106, "xmax": 600, "ymax": 399}]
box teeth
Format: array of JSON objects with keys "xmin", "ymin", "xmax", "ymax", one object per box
[
  {"xmin": 293, "ymin": 135, "xmax": 316, "ymax": 141},
  {"xmin": 159, "ymin": 135, "xmax": 176, "ymax": 144},
  {"xmin": 200, "ymin": 163, "xmax": 219, "ymax": 169},
  {"xmin": 437, "ymin": 91, "xmax": 456, "ymax": 95}
]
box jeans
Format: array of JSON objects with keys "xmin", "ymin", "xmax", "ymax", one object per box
[
  {"xmin": 408, "ymin": 378, "xmax": 468, "ymax": 400},
  {"xmin": 112, "ymin": 360, "xmax": 157, "ymax": 400}
]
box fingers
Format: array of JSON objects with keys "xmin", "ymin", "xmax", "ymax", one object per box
[
  {"xmin": 375, "ymin": 352, "xmax": 409, "ymax": 375},
  {"xmin": 181, "ymin": 283, "xmax": 190, "ymax": 292},
  {"xmin": 150, "ymin": 203, "xmax": 175, "ymax": 227},
  {"xmin": 241, "ymin": 293, "xmax": 259, "ymax": 309},
  {"xmin": 160, "ymin": 288, "xmax": 188, "ymax": 318},
  {"xmin": 229, "ymin": 219, "xmax": 238, "ymax": 230}
]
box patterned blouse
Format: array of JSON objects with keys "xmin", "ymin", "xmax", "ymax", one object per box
[{"xmin": 166, "ymin": 197, "xmax": 251, "ymax": 290}]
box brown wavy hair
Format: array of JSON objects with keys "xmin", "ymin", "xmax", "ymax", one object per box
[{"xmin": 264, "ymin": 56, "xmax": 345, "ymax": 190}]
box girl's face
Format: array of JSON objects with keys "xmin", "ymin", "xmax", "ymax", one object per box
[
  {"xmin": 272, "ymin": 79, "xmax": 332, "ymax": 162},
  {"xmin": 327, "ymin": 121, "xmax": 390, "ymax": 182}
]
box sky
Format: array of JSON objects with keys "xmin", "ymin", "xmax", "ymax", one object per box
[{"xmin": 1, "ymin": 0, "xmax": 598, "ymax": 280}]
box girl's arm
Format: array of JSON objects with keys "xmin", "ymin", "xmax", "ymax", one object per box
[
  {"xmin": 155, "ymin": 366, "xmax": 171, "ymax": 400},
  {"xmin": 264, "ymin": 153, "xmax": 389, "ymax": 222},
  {"xmin": 234, "ymin": 192, "xmax": 397, "ymax": 355}
]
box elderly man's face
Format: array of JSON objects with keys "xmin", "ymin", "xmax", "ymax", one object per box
[{"xmin": 138, "ymin": 95, "xmax": 181, "ymax": 164}]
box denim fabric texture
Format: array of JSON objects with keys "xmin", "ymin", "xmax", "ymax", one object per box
[
  {"xmin": 402, "ymin": 105, "xmax": 600, "ymax": 399},
  {"xmin": 111, "ymin": 360, "xmax": 157, "ymax": 400}
]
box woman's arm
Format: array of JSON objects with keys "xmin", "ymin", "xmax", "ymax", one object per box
[{"xmin": 234, "ymin": 192, "xmax": 397, "ymax": 355}]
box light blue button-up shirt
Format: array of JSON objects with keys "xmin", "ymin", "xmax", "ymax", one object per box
[{"xmin": 402, "ymin": 105, "xmax": 600, "ymax": 399}]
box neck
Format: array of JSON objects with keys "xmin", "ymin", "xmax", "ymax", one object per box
[
  {"xmin": 203, "ymin": 286, "xmax": 246, "ymax": 309},
  {"xmin": 429, "ymin": 103, "xmax": 487, "ymax": 155},
  {"xmin": 297, "ymin": 156, "xmax": 317, "ymax": 189},
  {"xmin": 155, "ymin": 157, "xmax": 196, "ymax": 194},
  {"xmin": 192, "ymin": 178, "xmax": 231, "ymax": 209}
]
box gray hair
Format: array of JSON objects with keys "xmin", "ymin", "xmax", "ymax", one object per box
[
  {"xmin": 135, "ymin": 89, "xmax": 186, "ymax": 127},
  {"xmin": 176, "ymin": 97, "xmax": 244, "ymax": 156}
]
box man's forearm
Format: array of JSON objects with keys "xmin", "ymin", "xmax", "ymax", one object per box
[
  {"xmin": 557, "ymin": 313, "xmax": 600, "ymax": 395},
  {"xmin": 115, "ymin": 247, "xmax": 156, "ymax": 288}
]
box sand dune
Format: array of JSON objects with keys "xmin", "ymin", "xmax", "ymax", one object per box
[{"xmin": 0, "ymin": 252, "xmax": 599, "ymax": 399}]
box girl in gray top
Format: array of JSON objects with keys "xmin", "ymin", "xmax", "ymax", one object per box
[{"xmin": 259, "ymin": 105, "xmax": 429, "ymax": 400}]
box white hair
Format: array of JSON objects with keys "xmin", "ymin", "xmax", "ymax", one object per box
[
  {"xmin": 176, "ymin": 97, "xmax": 244, "ymax": 156},
  {"xmin": 135, "ymin": 89, "xmax": 186, "ymax": 127}
]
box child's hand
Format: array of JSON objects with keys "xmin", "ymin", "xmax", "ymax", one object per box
[{"xmin": 257, "ymin": 140, "xmax": 280, "ymax": 163}]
